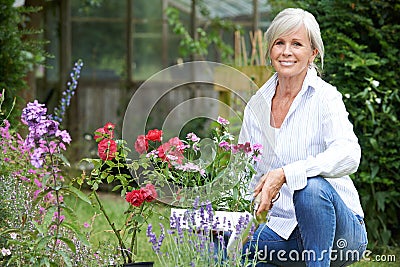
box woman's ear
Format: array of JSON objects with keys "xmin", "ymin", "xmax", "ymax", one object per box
[{"xmin": 309, "ymin": 48, "xmax": 318, "ymax": 64}]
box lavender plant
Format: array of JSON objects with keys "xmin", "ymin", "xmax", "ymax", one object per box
[
  {"xmin": 146, "ymin": 198, "xmax": 258, "ymax": 267},
  {"xmin": 0, "ymin": 61, "xmax": 113, "ymax": 266}
]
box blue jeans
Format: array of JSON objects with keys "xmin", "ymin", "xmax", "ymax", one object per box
[{"xmin": 242, "ymin": 176, "xmax": 368, "ymax": 266}]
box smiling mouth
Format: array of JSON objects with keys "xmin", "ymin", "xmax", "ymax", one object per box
[{"xmin": 280, "ymin": 61, "xmax": 296, "ymax": 66}]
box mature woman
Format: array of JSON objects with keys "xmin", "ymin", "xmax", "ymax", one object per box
[{"xmin": 239, "ymin": 8, "xmax": 367, "ymax": 266}]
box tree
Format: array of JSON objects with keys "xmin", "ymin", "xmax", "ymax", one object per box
[{"xmin": 0, "ymin": 0, "xmax": 46, "ymax": 124}]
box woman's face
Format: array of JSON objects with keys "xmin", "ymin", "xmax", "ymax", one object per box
[{"xmin": 270, "ymin": 25, "xmax": 317, "ymax": 80}]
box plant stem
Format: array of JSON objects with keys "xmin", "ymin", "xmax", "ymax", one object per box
[
  {"xmin": 49, "ymin": 148, "xmax": 61, "ymax": 256},
  {"xmin": 130, "ymin": 203, "xmax": 145, "ymax": 257},
  {"xmin": 93, "ymin": 190, "xmax": 131, "ymax": 263}
]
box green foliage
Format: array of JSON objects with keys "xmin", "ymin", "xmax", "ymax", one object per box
[
  {"xmin": 0, "ymin": 1, "xmax": 46, "ymax": 124},
  {"xmin": 288, "ymin": 0, "xmax": 400, "ymax": 247},
  {"xmin": 165, "ymin": 1, "xmax": 240, "ymax": 62},
  {"xmin": 0, "ymin": 69, "xmax": 105, "ymax": 266}
]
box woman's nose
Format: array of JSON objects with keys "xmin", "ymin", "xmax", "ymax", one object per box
[{"xmin": 283, "ymin": 44, "xmax": 292, "ymax": 56}]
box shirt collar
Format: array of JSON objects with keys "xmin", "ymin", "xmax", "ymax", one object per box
[{"xmin": 259, "ymin": 68, "xmax": 319, "ymax": 101}]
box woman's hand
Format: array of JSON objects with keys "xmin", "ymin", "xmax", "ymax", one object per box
[{"xmin": 254, "ymin": 168, "xmax": 286, "ymax": 215}]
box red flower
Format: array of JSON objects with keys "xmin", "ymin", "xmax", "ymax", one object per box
[
  {"xmin": 146, "ymin": 129, "xmax": 163, "ymax": 142},
  {"xmin": 98, "ymin": 139, "xmax": 117, "ymax": 161},
  {"xmin": 142, "ymin": 184, "xmax": 157, "ymax": 202},
  {"xmin": 125, "ymin": 189, "xmax": 145, "ymax": 207},
  {"xmin": 94, "ymin": 127, "xmax": 106, "ymax": 142},
  {"xmin": 103, "ymin": 122, "xmax": 115, "ymax": 139},
  {"xmin": 157, "ymin": 137, "xmax": 184, "ymax": 164},
  {"xmin": 134, "ymin": 135, "xmax": 149, "ymax": 154}
]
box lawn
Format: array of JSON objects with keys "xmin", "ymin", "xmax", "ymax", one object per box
[{"xmin": 68, "ymin": 192, "xmax": 398, "ymax": 266}]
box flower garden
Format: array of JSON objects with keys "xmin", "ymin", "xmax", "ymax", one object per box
[
  {"xmin": 2, "ymin": 62, "xmax": 398, "ymax": 267},
  {"xmin": 0, "ymin": 62, "xmax": 265, "ymax": 266},
  {"xmin": 1, "ymin": 1, "xmax": 400, "ymax": 266}
]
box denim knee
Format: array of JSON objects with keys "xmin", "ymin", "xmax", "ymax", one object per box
[{"xmin": 293, "ymin": 176, "xmax": 333, "ymax": 210}]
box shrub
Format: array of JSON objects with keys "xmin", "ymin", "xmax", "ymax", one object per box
[
  {"xmin": 271, "ymin": 0, "xmax": 400, "ymax": 247},
  {"xmin": 312, "ymin": 0, "xmax": 398, "ymax": 247},
  {"xmin": 0, "ymin": 1, "xmax": 46, "ymax": 124}
]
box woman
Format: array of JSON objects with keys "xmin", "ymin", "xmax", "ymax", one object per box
[{"xmin": 239, "ymin": 8, "xmax": 367, "ymax": 266}]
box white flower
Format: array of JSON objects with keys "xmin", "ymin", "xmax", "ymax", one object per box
[
  {"xmin": 10, "ymin": 233, "xmax": 17, "ymax": 239},
  {"xmin": 1, "ymin": 247, "xmax": 11, "ymax": 256},
  {"xmin": 371, "ymin": 80, "xmax": 380, "ymax": 88},
  {"xmin": 344, "ymin": 93, "xmax": 351, "ymax": 99},
  {"xmin": 375, "ymin": 98, "xmax": 381, "ymax": 104}
]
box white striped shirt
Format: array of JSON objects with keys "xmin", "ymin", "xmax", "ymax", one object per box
[{"xmin": 239, "ymin": 68, "xmax": 364, "ymax": 240}]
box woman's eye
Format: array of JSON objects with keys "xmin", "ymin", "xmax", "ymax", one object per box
[
  {"xmin": 275, "ymin": 41, "xmax": 284, "ymax": 45},
  {"xmin": 293, "ymin": 42, "xmax": 302, "ymax": 46}
]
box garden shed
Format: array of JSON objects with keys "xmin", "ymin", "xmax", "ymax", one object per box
[{"xmin": 24, "ymin": 0, "xmax": 272, "ymax": 160}]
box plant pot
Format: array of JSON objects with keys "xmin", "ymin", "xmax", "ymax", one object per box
[{"xmin": 123, "ymin": 262, "xmax": 154, "ymax": 267}]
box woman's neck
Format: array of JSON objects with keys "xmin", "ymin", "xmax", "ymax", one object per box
[{"xmin": 275, "ymin": 72, "xmax": 307, "ymax": 99}]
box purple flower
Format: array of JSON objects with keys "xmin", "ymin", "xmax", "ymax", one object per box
[
  {"xmin": 147, "ymin": 223, "xmax": 162, "ymax": 253},
  {"xmin": 21, "ymin": 100, "xmax": 47, "ymax": 127},
  {"xmin": 52, "ymin": 59, "xmax": 83, "ymax": 123},
  {"xmin": 31, "ymin": 149, "xmax": 44, "ymax": 168},
  {"xmin": 44, "ymin": 120, "xmax": 59, "ymax": 136},
  {"xmin": 56, "ymin": 130, "xmax": 71, "ymax": 144}
]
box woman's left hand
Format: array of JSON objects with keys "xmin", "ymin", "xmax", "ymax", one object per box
[{"xmin": 254, "ymin": 168, "xmax": 286, "ymax": 215}]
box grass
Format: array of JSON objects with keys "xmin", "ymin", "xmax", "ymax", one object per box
[
  {"xmin": 68, "ymin": 192, "xmax": 398, "ymax": 266},
  {"xmin": 66, "ymin": 190, "xmax": 170, "ymax": 264}
]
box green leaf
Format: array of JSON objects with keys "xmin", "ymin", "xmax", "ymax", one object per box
[
  {"xmin": 63, "ymin": 185, "xmax": 91, "ymax": 204},
  {"xmin": 42, "ymin": 206, "xmax": 57, "ymax": 228},
  {"xmin": 369, "ymin": 137, "xmax": 379, "ymax": 151},
  {"xmin": 54, "ymin": 153, "xmax": 70, "ymax": 167},
  {"xmin": 61, "ymin": 205, "xmax": 78, "ymax": 222},
  {"xmin": 56, "ymin": 250, "xmax": 73, "ymax": 267},
  {"xmin": 381, "ymin": 229, "xmax": 391, "ymax": 245},
  {"xmin": 112, "ymin": 184, "xmax": 122, "ymax": 192},
  {"xmin": 131, "ymin": 161, "xmax": 140, "ymax": 170},
  {"xmin": 375, "ymin": 191, "xmax": 387, "ymax": 212},
  {"xmin": 370, "ymin": 165, "xmax": 379, "ymax": 179},
  {"xmin": 107, "ymin": 174, "xmax": 114, "ymax": 183},
  {"xmin": 36, "ymin": 235, "xmax": 53, "ymax": 250},
  {"xmin": 62, "ymin": 222, "xmax": 91, "ymax": 247},
  {"xmin": 91, "ymin": 182, "xmax": 99, "ymax": 191},
  {"xmin": 59, "ymin": 237, "xmax": 76, "ymax": 253}
]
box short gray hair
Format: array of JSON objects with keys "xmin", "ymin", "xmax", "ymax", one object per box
[{"xmin": 265, "ymin": 8, "xmax": 324, "ymax": 70}]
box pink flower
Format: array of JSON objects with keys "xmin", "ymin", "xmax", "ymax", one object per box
[
  {"xmin": 94, "ymin": 127, "xmax": 106, "ymax": 142},
  {"xmin": 157, "ymin": 137, "xmax": 184, "ymax": 164},
  {"xmin": 83, "ymin": 222, "xmax": 90, "ymax": 228},
  {"xmin": 103, "ymin": 122, "xmax": 115, "ymax": 139},
  {"xmin": 134, "ymin": 135, "xmax": 149, "ymax": 154},
  {"xmin": 142, "ymin": 184, "xmax": 158, "ymax": 202},
  {"xmin": 186, "ymin": 132, "xmax": 200, "ymax": 142},
  {"xmin": 218, "ymin": 141, "xmax": 230, "ymax": 150},
  {"xmin": 217, "ymin": 116, "xmax": 229, "ymax": 126},
  {"xmin": 98, "ymin": 139, "xmax": 117, "ymax": 160},
  {"xmin": 34, "ymin": 178, "xmax": 42, "ymax": 188}
]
